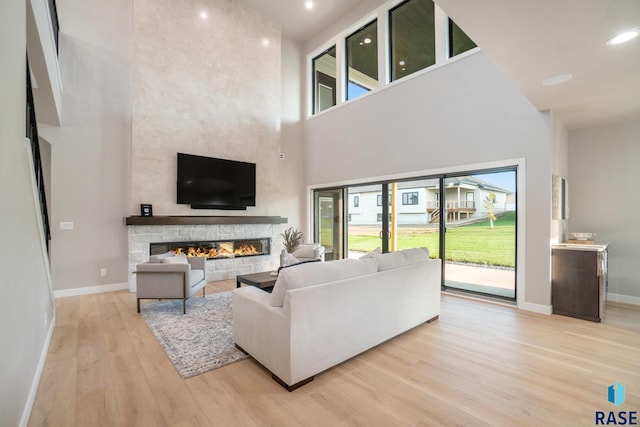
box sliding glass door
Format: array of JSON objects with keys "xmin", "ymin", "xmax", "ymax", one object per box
[
  {"xmin": 313, "ymin": 189, "xmax": 345, "ymax": 261},
  {"xmin": 313, "ymin": 167, "xmax": 517, "ymax": 300},
  {"xmin": 346, "ymin": 184, "xmax": 386, "ymax": 258},
  {"xmin": 442, "ymin": 170, "xmax": 516, "ymax": 299},
  {"xmin": 341, "ymin": 178, "xmax": 441, "ymax": 260}
]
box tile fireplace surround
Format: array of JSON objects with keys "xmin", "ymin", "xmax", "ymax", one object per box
[{"xmin": 126, "ymin": 216, "xmax": 287, "ymax": 292}]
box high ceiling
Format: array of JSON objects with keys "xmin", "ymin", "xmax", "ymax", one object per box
[{"xmin": 238, "ymin": 0, "xmax": 640, "ymax": 130}]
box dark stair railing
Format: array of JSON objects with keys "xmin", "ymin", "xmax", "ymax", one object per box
[
  {"xmin": 48, "ymin": 0, "xmax": 60, "ymax": 53},
  {"xmin": 26, "ymin": 59, "xmax": 51, "ymax": 251}
]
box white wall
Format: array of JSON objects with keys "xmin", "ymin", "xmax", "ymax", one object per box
[
  {"xmin": 304, "ymin": 51, "xmax": 553, "ymax": 308},
  {"xmin": 131, "ymin": 0, "xmax": 283, "ymax": 217},
  {"xmin": 42, "ymin": 0, "xmax": 132, "ymax": 293},
  {"xmin": 1, "ymin": 1, "xmax": 55, "ymax": 424},
  {"xmin": 44, "ymin": 0, "xmax": 300, "ymax": 293},
  {"xmin": 279, "ymin": 37, "xmax": 306, "ymax": 232},
  {"xmin": 550, "ymin": 113, "xmax": 569, "ymax": 243},
  {"xmin": 569, "ymin": 119, "xmax": 640, "ymax": 303}
]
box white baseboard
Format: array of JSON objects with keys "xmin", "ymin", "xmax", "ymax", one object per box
[
  {"xmin": 19, "ymin": 316, "xmax": 56, "ymax": 427},
  {"xmin": 518, "ymin": 301, "xmax": 553, "ymax": 315},
  {"xmin": 607, "ymin": 292, "xmax": 640, "ymax": 306},
  {"xmin": 53, "ymin": 282, "xmax": 129, "ymax": 298}
]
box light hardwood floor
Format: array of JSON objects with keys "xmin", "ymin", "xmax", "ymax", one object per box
[{"xmin": 29, "ymin": 281, "xmax": 640, "ymax": 426}]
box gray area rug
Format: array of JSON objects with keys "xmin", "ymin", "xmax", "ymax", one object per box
[{"xmin": 140, "ymin": 291, "xmax": 248, "ymax": 378}]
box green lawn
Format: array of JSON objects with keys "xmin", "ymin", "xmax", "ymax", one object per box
[{"xmin": 348, "ymin": 212, "xmax": 516, "ymax": 267}]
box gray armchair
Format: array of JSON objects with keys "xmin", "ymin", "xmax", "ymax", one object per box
[
  {"xmin": 280, "ymin": 243, "xmax": 325, "ymax": 267},
  {"xmin": 136, "ymin": 256, "xmax": 206, "ymax": 314}
]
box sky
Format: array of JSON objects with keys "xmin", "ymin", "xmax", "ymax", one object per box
[{"xmin": 473, "ymin": 171, "xmax": 517, "ymax": 193}]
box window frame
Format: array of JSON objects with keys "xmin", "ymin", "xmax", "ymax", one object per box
[
  {"xmin": 345, "ymin": 19, "xmax": 379, "ymax": 101},
  {"xmin": 402, "ymin": 191, "xmax": 419, "ymax": 205},
  {"xmin": 311, "ymin": 45, "xmax": 338, "ymax": 114},
  {"xmin": 388, "ymin": 0, "xmax": 436, "ymax": 83},
  {"xmin": 306, "ymin": 0, "xmax": 478, "ymax": 118}
]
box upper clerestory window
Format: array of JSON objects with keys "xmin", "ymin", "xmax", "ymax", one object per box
[
  {"xmin": 346, "ymin": 20, "xmax": 378, "ymax": 101},
  {"xmin": 312, "ymin": 45, "xmax": 337, "ymax": 114},
  {"xmin": 449, "ymin": 18, "xmax": 477, "ymax": 57},
  {"xmin": 389, "ymin": 0, "xmax": 435, "ymax": 82},
  {"xmin": 309, "ymin": 0, "xmax": 477, "ymax": 116}
]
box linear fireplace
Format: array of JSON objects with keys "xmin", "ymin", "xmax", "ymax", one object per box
[
  {"xmin": 127, "ymin": 219, "xmax": 286, "ymax": 291},
  {"xmin": 149, "ymin": 238, "xmax": 270, "ymax": 260}
]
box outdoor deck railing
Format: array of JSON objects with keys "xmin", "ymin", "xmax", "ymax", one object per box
[{"xmin": 427, "ymin": 201, "xmax": 476, "ymax": 210}]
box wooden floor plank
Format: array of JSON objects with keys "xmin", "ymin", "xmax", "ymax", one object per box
[{"xmin": 29, "ymin": 280, "xmax": 640, "ymax": 426}]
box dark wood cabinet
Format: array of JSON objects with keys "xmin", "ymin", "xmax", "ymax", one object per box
[{"xmin": 551, "ymin": 244, "xmax": 608, "ymax": 322}]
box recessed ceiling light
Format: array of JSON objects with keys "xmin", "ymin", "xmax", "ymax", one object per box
[
  {"xmin": 606, "ymin": 28, "xmax": 639, "ymax": 45},
  {"xmin": 199, "ymin": 11, "xmax": 208, "ymax": 20},
  {"xmin": 305, "ymin": 1, "xmax": 314, "ymax": 10},
  {"xmin": 542, "ymin": 73, "xmax": 573, "ymax": 86},
  {"xmin": 262, "ymin": 38, "xmax": 270, "ymax": 47}
]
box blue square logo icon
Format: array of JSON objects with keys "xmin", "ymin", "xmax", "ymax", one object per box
[{"xmin": 608, "ymin": 382, "xmax": 626, "ymax": 407}]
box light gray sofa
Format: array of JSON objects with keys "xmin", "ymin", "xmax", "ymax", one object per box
[
  {"xmin": 136, "ymin": 253, "xmax": 206, "ymax": 314},
  {"xmin": 232, "ymin": 247, "xmax": 441, "ymax": 390}
]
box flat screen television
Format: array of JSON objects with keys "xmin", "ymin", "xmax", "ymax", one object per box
[{"xmin": 177, "ymin": 152, "xmax": 256, "ymax": 210}]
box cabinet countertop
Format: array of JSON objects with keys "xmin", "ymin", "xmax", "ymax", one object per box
[{"xmin": 552, "ymin": 242, "xmax": 609, "ymax": 251}]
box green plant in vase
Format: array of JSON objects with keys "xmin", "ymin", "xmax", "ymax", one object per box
[{"xmin": 280, "ymin": 227, "xmax": 304, "ymax": 253}]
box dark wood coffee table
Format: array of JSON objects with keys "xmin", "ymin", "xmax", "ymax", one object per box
[{"xmin": 236, "ymin": 271, "xmax": 277, "ymax": 291}]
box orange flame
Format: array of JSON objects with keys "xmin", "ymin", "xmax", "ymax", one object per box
[{"xmin": 171, "ymin": 243, "xmax": 260, "ymax": 258}]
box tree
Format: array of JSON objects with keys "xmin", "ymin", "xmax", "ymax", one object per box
[{"xmin": 483, "ymin": 192, "xmax": 497, "ymax": 229}]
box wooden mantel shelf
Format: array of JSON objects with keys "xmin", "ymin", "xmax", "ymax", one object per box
[{"xmin": 125, "ymin": 216, "xmax": 288, "ymax": 226}]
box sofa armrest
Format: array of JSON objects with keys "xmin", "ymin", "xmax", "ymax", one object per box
[
  {"xmin": 187, "ymin": 257, "xmax": 206, "ymax": 271},
  {"xmin": 136, "ymin": 262, "xmax": 191, "ymax": 274},
  {"xmin": 232, "ymin": 287, "xmax": 291, "ymax": 381}
]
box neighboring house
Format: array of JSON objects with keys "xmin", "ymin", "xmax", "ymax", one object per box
[{"xmin": 348, "ymin": 177, "xmax": 511, "ymax": 225}]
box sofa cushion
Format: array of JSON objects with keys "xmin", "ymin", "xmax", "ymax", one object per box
[
  {"xmin": 375, "ymin": 247, "xmax": 429, "ymax": 271},
  {"xmin": 360, "ymin": 247, "xmax": 381, "ymax": 259},
  {"xmin": 277, "ymin": 258, "xmax": 320, "ymax": 274},
  {"xmin": 189, "ymin": 269, "xmax": 205, "ymax": 288},
  {"xmin": 270, "ymin": 257, "xmax": 378, "ymax": 307},
  {"xmin": 161, "ymin": 255, "xmax": 189, "ymax": 265}
]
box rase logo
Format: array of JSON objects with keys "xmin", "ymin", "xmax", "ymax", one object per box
[
  {"xmin": 596, "ymin": 382, "xmax": 637, "ymax": 425},
  {"xmin": 609, "ymin": 383, "xmax": 626, "ymax": 407}
]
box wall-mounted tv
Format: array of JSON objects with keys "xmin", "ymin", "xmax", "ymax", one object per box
[{"xmin": 177, "ymin": 152, "xmax": 256, "ymax": 210}]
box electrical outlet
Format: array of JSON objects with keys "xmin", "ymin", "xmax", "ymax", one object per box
[
  {"xmin": 100, "ymin": 268, "xmax": 107, "ymax": 277},
  {"xmin": 279, "ymin": 153, "xmax": 285, "ymax": 160}
]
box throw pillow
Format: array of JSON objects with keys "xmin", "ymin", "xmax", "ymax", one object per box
[
  {"xmin": 270, "ymin": 257, "xmax": 378, "ymax": 307},
  {"xmin": 149, "ymin": 251, "xmax": 176, "ymax": 263},
  {"xmin": 281, "ymin": 251, "xmax": 301, "ymax": 267},
  {"xmin": 161, "ymin": 255, "xmax": 189, "ymax": 265}
]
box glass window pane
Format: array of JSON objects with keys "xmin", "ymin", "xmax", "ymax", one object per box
[
  {"xmin": 313, "ymin": 46, "xmax": 337, "ymax": 114},
  {"xmin": 389, "ymin": 0, "xmax": 435, "ymax": 81},
  {"xmin": 346, "ymin": 20, "xmax": 378, "ymax": 100},
  {"xmin": 449, "ymin": 19, "xmax": 477, "ymax": 57}
]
